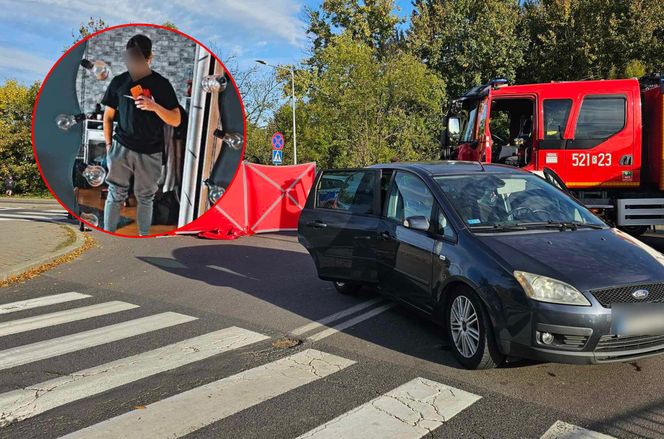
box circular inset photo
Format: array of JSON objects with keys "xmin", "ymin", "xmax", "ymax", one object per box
[{"xmin": 32, "ymin": 23, "xmax": 245, "ymax": 237}]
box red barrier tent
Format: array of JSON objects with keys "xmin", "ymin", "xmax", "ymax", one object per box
[{"xmin": 179, "ymin": 162, "xmax": 316, "ymax": 239}]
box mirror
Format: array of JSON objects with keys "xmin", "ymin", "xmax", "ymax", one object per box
[
  {"xmin": 447, "ymin": 116, "xmax": 461, "ymax": 144},
  {"xmin": 403, "ymin": 215, "xmax": 430, "ymax": 232}
]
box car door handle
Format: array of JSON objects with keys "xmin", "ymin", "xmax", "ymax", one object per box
[
  {"xmin": 307, "ymin": 221, "xmax": 327, "ymax": 229},
  {"xmin": 379, "ymin": 231, "xmax": 393, "ymax": 240}
]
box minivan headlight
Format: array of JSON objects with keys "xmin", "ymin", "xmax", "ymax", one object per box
[{"xmin": 514, "ymin": 271, "xmax": 591, "ymax": 306}]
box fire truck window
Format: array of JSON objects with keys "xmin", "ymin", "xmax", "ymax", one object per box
[
  {"xmin": 575, "ymin": 97, "xmax": 626, "ymax": 140},
  {"xmin": 543, "ymin": 99, "xmax": 572, "ymax": 139},
  {"xmin": 461, "ymin": 106, "xmax": 478, "ymax": 143}
]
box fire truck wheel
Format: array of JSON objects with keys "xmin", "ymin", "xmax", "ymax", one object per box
[{"xmin": 618, "ymin": 225, "xmax": 649, "ymax": 237}]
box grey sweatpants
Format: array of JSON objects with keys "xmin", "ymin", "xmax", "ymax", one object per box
[{"xmin": 103, "ymin": 139, "xmax": 162, "ymax": 236}]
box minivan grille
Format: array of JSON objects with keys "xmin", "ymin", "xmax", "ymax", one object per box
[
  {"xmin": 596, "ymin": 334, "xmax": 664, "ymax": 353},
  {"xmin": 590, "ymin": 283, "xmax": 664, "ymax": 308}
]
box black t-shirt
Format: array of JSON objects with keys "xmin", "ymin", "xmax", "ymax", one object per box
[{"xmin": 101, "ymin": 70, "xmax": 179, "ymax": 154}]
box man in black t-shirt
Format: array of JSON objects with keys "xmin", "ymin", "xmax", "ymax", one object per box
[{"xmin": 101, "ymin": 34, "xmax": 181, "ymax": 235}]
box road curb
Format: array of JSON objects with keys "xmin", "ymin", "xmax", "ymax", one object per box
[{"xmin": 0, "ymin": 224, "xmax": 93, "ymax": 287}]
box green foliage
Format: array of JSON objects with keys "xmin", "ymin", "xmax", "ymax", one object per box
[
  {"xmin": 408, "ymin": 0, "xmax": 526, "ymax": 98},
  {"xmin": 0, "ymin": 80, "xmax": 46, "ymax": 195},
  {"xmin": 519, "ymin": 0, "xmax": 664, "ymax": 83},
  {"xmin": 609, "ymin": 59, "xmax": 647, "ymax": 79},
  {"xmin": 291, "ymin": 33, "xmax": 445, "ymax": 168},
  {"xmin": 307, "ymin": 0, "xmax": 405, "ymax": 57}
]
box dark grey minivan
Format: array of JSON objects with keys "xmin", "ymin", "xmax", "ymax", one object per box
[{"xmin": 298, "ymin": 161, "xmax": 664, "ymax": 369}]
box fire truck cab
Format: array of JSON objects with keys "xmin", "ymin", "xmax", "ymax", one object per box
[{"xmin": 443, "ymin": 76, "xmax": 664, "ymax": 235}]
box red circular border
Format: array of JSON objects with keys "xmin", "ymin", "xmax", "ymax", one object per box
[
  {"xmin": 271, "ymin": 132, "xmax": 284, "ymax": 150},
  {"xmin": 31, "ymin": 22, "xmax": 247, "ymax": 239}
]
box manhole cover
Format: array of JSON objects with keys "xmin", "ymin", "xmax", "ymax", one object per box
[{"xmin": 272, "ymin": 337, "xmax": 302, "ymax": 349}]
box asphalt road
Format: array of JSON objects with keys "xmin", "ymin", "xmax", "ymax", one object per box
[{"xmin": 0, "ymin": 229, "xmax": 663, "ymax": 438}]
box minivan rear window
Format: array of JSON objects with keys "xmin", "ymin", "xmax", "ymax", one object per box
[{"xmin": 316, "ymin": 171, "xmax": 377, "ymax": 214}]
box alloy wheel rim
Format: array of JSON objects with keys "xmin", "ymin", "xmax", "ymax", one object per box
[{"xmin": 450, "ymin": 296, "xmax": 480, "ymax": 358}]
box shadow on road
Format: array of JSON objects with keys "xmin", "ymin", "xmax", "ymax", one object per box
[
  {"xmin": 591, "ymin": 396, "xmax": 664, "ymax": 439},
  {"xmin": 137, "ymin": 240, "xmax": 469, "ymax": 369}
]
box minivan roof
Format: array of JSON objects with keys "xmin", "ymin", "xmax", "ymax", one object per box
[{"xmin": 368, "ymin": 160, "xmax": 525, "ymax": 176}]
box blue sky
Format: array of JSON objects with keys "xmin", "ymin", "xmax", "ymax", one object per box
[{"xmin": 0, "ymin": 0, "xmax": 414, "ymax": 85}]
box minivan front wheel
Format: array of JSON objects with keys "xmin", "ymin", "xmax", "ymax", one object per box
[
  {"xmin": 332, "ymin": 281, "xmax": 361, "ymax": 295},
  {"xmin": 446, "ymin": 288, "xmax": 504, "ymax": 370}
]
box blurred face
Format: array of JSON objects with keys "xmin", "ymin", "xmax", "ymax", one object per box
[{"xmin": 124, "ymin": 46, "xmax": 151, "ymax": 76}]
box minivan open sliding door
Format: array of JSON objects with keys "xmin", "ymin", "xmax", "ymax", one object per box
[{"xmin": 298, "ymin": 169, "xmax": 382, "ymax": 284}]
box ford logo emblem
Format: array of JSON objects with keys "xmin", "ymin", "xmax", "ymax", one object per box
[{"xmin": 632, "ymin": 289, "xmax": 650, "ymax": 300}]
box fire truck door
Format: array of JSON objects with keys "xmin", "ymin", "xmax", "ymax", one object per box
[{"xmin": 564, "ymin": 93, "xmax": 637, "ymax": 188}]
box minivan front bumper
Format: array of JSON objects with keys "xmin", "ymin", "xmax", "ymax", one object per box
[{"xmin": 500, "ymin": 300, "xmax": 664, "ymax": 364}]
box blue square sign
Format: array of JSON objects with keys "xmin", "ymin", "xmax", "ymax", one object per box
[{"xmin": 272, "ymin": 149, "xmax": 283, "ymax": 165}]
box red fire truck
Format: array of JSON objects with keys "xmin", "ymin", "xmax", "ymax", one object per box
[{"xmin": 443, "ymin": 74, "xmax": 664, "ymax": 236}]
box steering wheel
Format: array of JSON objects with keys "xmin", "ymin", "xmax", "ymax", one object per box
[{"xmin": 507, "ymin": 206, "xmax": 551, "ymax": 221}]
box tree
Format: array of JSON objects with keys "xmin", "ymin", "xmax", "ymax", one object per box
[
  {"xmin": 519, "ymin": 0, "xmax": 664, "ymax": 83},
  {"xmin": 68, "ymin": 17, "xmax": 107, "ymax": 49},
  {"xmin": 307, "ymin": 0, "xmax": 404, "ymax": 58},
  {"xmin": 0, "ymin": 80, "xmax": 45, "ymax": 195},
  {"xmin": 408, "ymin": 0, "xmax": 526, "ymax": 98},
  {"xmin": 291, "ymin": 33, "xmax": 445, "ymax": 168}
]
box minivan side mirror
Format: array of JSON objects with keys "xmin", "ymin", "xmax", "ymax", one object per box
[
  {"xmin": 403, "ymin": 216, "xmax": 430, "ymax": 232},
  {"xmin": 447, "ymin": 116, "xmax": 461, "ymax": 145}
]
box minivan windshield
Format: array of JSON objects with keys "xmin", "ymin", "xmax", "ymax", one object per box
[{"xmin": 434, "ymin": 173, "xmax": 606, "ymax": 232}]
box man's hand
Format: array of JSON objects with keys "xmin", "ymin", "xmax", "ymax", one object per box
[
  {"xmin": 135, "ymin": 96, "xmax": 181, "ymax": 126},
  {"xmin": 135, "ymin": 95, "xmax": 158, "ymax": 112}
]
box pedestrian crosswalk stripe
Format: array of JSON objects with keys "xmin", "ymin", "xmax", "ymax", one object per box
[
  {"xmin": 541, "ymin": 421, "xmax": 616, "ymax": 439},
  {"xmin": 0, "ymin": 301, "xmax": 139, "ymax": 337},
  {"xmin": 61, "ymin": 349, "xmax": 356, "ymax": 439},
  {"xmin": 291, "ymin": 297, "xmax": 384, "ymax": 336},
  {"xmin": 0, "ymin": 293, "xmax": 91, "ymax": 315},
  {"xmin": 0, "ymin": 312, "xmax": 197, "ymax": 370},
  {"xmin": 308, "ymin": 303, "xmax": 395, "ymax": 342},
  {"xmin": 296, "ymin": 377, "xmax": 481, "ymax": 438},
  {"xmin": 0, "ymin": 326, "xmax": 269, "ymax": 427}
]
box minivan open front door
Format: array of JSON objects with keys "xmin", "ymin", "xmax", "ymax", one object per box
[{"xmin": 298, "ymin": 169, "xmax": 382, "ymax": 284}]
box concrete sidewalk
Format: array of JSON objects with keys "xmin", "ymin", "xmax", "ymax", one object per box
[{"xmin": 0, "ymin": 198, "xmax": 89, "ymax": 285}]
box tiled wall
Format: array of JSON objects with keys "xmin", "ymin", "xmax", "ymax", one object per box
[{"xmin": 76, "ymin": 26, "xmax": 196, "ymax": 114}]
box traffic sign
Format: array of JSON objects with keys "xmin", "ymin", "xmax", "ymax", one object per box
[
  {"xmin": 271, "ymin": 132, "xmax": 284, "ymax": 150},
  {"xmin": 272, "ymin": 149, "xmax": 283, "ymax": 165}
]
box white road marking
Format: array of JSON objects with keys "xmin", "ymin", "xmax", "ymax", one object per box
[
  {"xmin": 291, "ymin": 297, "xmax": 384, "ymax": 336},
  {"xmin": 0, "ymin": 301, "xmax": 139, "ymax": 337},
  {"xmin": 0, "ymin": 326, "xmax": 269, "ymax": 427},
  {"xmin": 34, "ymin": 209, "xmax": 68, "ymax": 214},
  {"xmin": 308, "ymin": 303, "xmax": 395, "ymax": 342},
  {"xmin": 297, "ymin": 377, "xmax": 481, "ymax": 439},
  {"xmin": 541, "ymin": 421, "xmax": 616, "ymax": 439},
  {"xmin": 0, "ymin": 312, "xmax": 197, "ymax": 370},
  {"xmin": 1, "ymin": 211, "xmax": 66, "ymax": 217},
  {"xmin": 206, "ymin": 264, "xmax": 258, "ymax": 280},
  {"xmin": 0, "ymin": 213, "xmax": 65, "ymax": 221},
  {"xmin": 0, "ymin": 293, "xmax": 91, "ymax": 315},
  {"xmin": 61, "ymin": 349, "xmax": 356, "ymax": 439}
]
